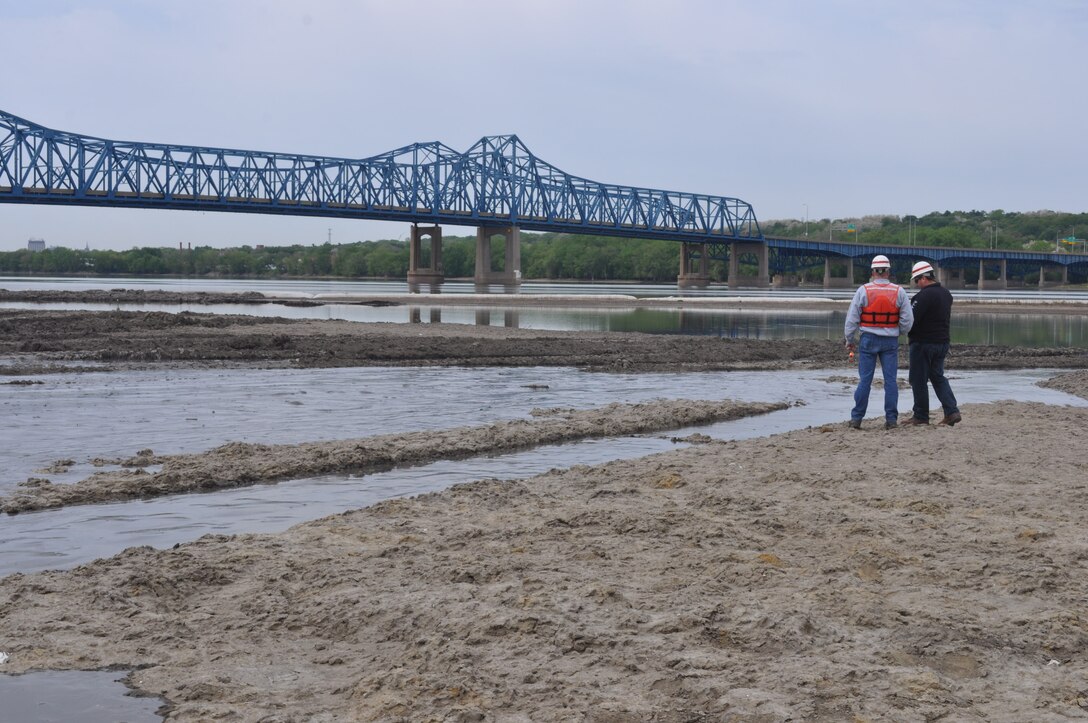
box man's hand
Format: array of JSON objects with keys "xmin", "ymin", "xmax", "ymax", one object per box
[{"xmin": 845, "ymin": 341, "xmax": 855, "ymax": 353}]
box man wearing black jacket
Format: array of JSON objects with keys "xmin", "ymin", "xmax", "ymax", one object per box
[{"xmin": 901, "ymin": 261, "xmax": 962, "ymax": 426}]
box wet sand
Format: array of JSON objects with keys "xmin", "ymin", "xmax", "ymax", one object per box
[
  {"xmin": 1039, "ymin": 368, "xmax": 1088, "ymax": 398},
  {"xmin": 2, "ymin": 301, "xmax": 1088, "ymax": 720},
  {"xmin": 2, "ymin": 396, "xmax": 1087, "ymax": 720}
]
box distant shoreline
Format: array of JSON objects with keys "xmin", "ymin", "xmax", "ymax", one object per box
[{"xmin": 2, "ymin": 287, "xmax": 1088, "ymax": 315}]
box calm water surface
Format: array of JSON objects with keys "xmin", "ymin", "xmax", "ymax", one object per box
[{"xmin": 4, "ymin": 275, "xmax": 1088, "ymax": 301}]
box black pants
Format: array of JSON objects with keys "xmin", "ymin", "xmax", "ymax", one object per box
[{"xmin": 908, "ymin": 341, "xmax": 959, "ymax": 421}]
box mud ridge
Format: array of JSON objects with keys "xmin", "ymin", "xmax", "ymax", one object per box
[{"xmin": 1, "ymin": 398, "xmax": 786, "ymax": 514}]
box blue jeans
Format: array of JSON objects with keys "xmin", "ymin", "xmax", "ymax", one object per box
[
  {"xmin": 851, "ymin": 333, "xmax": 900, "ymax": 423},
  {"xmin": 908, "ymin": 342, "xmax": 959, "ymax": 421}
]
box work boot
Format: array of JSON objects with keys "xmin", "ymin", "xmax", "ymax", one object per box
[
  {"xmin": 938, "ymin": 412, "xmax": 962, "ymax": 426},
  {"xmin": 900, "ymin": 417, "xmax": 929, "ymax": 426},
  {"xmin": 848, "ymin": 419, "xmax": 862, "ymax": 430},
  {"xmin": 884, "ymin": 420, "xmax": 897, "ymax": 430}
]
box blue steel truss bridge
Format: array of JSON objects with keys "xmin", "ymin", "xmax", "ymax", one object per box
[
  {"xmin": 1, "ymin": 109, "xmax": 763, "ymax": 285},
  {"xmin": 3, "ymin": 108, "xmax": 1085, "ymax": 288},
  {"xmin": 767, "ymin": 238, "xmax": 1088, "ymax": 290}
]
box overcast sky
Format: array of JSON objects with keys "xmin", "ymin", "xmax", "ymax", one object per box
[{"xmin": 2, "ymin": 0, "xmax": 1084, "ymax": 251}]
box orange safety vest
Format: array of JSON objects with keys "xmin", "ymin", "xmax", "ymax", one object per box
[{"xmin": 860, "ymin": 282, "xmax": 901, "ymax": 328}]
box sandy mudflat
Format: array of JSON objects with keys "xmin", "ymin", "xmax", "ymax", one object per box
[
  {"xmin": 2, "ymin": 302, "xmax": 1088, "ymax": 720},
  {"xmin": 1, "ymin": 398, "xmax": 1087, "ymax": 721},
  {"xmin": 3, "ymin": 308, "xmax": 1088, "ymax": 374},
  {"xmin": 3, "ymin": 287, "xmax": 1088, "ymax": 315},
  {"xmin": 1039, "ymin": 368, "xmax": 1088, "ymax": 398}
]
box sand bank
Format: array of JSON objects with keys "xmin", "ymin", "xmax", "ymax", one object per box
[
  {"xmin": 1, "ymin": 399, "xmax": 1087, "ymax": 720},
  {"xmin": 3, "ymin": 287, "xmax": 1088, "ymax": 314}
]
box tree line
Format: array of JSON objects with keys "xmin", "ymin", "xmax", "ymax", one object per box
[
  {"xmin": 761, "ymin": 209, "xmax": 1088, "ymax": 253},
  {"xmin": 0, "ymin": 233, "xmax": 684, "ymax": 280},
  {"xmin": 2, "ymin": 209, "xmax": 1085, "ymax": 280}
]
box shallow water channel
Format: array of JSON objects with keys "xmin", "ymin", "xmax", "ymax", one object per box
[
  {"xmin": 4, "ymin": 297, "xmax": 1088, "ymax": 347},
  {"xmin": 1, "ymin": 364, "xmax": 1085, "ymax": 719},
  {"xmin": 4, "ymin": 365, "xmax": 1085, "ymax": 575}
]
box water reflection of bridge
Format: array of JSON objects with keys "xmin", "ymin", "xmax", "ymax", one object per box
[
  {"xmin": 408, "ymin": 306, "xmax": 520, "ymax": 328},
  {"xmin": 3, "ymin": 108, "xmax": 1085, "ymax": 289}
]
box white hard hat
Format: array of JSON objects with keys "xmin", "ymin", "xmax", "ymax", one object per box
[
  {"xmin": 870, "ymin": 254, "xmax": 891, "ymax": 269},
  {"xmin": 911, "ymin": 261, "xmax": 934, "ymax": 280}
]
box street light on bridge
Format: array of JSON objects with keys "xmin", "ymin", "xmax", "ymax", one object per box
[{"xmin": 803, "ymin": 204, "xmax": 809, "ymax": 237}]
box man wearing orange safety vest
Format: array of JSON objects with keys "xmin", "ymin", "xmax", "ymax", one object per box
[{"xmin": 844, "ymin": 254, "xmax": 914, "ymax": 430}]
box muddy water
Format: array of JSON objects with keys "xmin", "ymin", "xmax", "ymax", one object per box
[{"xmin": 0, "ymin": 670, "xmax": 161, "ymax": 722}]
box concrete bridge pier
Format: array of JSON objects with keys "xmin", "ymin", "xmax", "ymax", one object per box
[
  {"xmin": 823, "ymin": 258, "xmax": 853, "ymax": 288},
  {"xmin": 938, "ymin": 266, "xmax": 966, "ymax": 290},
  {"xmin": 1038, "ymin": 263, "xmax": 1067, "ymax": 287},
  {"xmin": 728, "ymin": 242, "xmax": 769, "ymax": 288},
  {"xmin": 978, "ymin": 259, "xmax": 1007, "ymax": 290},
  {"xmin": 772, "ymin": 273, "xmax": 800, "ymax": 287},
  {"xmin": 407, "ymin": 224, "xmax": 444, "ymax": 284},
  {"xmin": 677, "ymin": 242, "xmax": 710, "ymax": 288},
  {"xmin": 475, "ymin": 226, "xmax": 521, "ymax": 285}
]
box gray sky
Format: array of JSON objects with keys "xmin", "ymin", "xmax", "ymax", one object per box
[{"xmin": 2, "ymin": 0, "xmax": 1084, "ymax": 251}]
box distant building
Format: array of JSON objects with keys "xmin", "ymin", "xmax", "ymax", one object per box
[{"xmin": 27, "ymin": 238, "xmax": 45, "ymax": 252}]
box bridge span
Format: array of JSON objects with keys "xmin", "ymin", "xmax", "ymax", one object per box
[
  {"xmin": 763, "ymin": 238, "xmax": 1088, "ymax": 290},
  {"xmin": 0, "ymin": 109, "xmax": 761, "ymax": 285},
  {"xmin": 3, "ymin": 109, "xmax": 1085, "ymax": 289}
]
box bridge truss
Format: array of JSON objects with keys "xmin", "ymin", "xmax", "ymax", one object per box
[
  {"xmin": 0, "ymin": 110, "xmax": 762, "ymax": 244},
  {"xmin": 765, "ymin": 238, "xmax": 1087, "ymax": 277}
]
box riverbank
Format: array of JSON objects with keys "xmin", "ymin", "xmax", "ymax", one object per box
[
  {"xmin": 2, "ymin": 394, "xmax": 1087, "ymax": 720},
  {"xmin": 3, "ymin": 308, "xmax": 1087, "ymax": 375}
]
